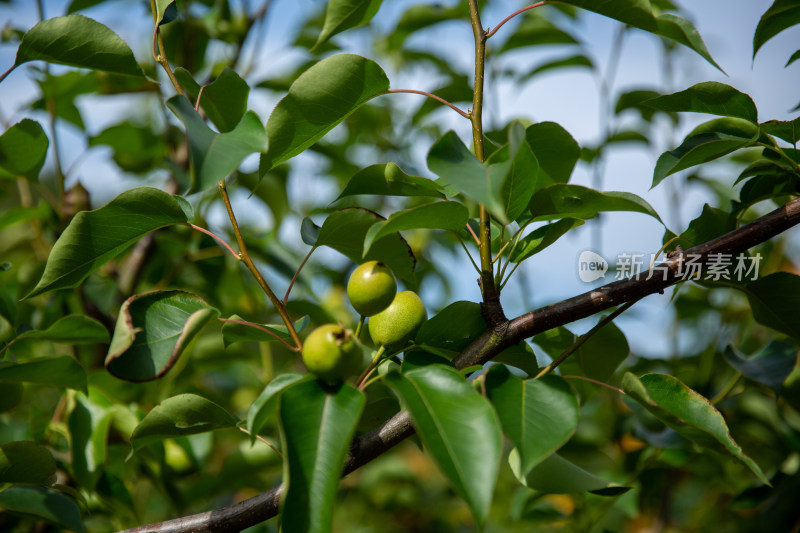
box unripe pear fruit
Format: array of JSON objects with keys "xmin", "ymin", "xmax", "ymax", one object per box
[
  {"xmin": 301, "ymin": 324, "xmax": 362, "ymax": 383},
  {"xmin": 347, "ymin": 261, "xmax": 397, "ymax": 317},
  {"xmin": 368, "ymin": 291, "xmax": 427, "ymax": 348}
]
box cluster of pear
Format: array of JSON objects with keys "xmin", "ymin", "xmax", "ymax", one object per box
[{"xmin": 301, "ymin": 261, "xmax": 426, "ymax": 383}]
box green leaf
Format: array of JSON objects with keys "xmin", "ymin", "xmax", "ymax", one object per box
[
  {"xmin": 521, "ymin": 54, "xmax": 593, "ymax": 80},
  {"xmin": 386, "ymin": 365, "xmax": 502, "ymax": 526},
  {"xmin": 246, "ymin": 373, "xmax": 306, "ymax": 443},
  {"xmin": 130, "ymin": 393, "xmax": 238, "ymax": 453},
  {"xmin": 671, "ymin": 204, "xmax": 736, "ymax": 248},
  {"xmin": 653, "ymin": 118, "xmax": 760, "ymax": 187},
  {"xmin": 336, "ymin": 163, "xmax": 445, "ymax": 200},
  {"xmin": 300, "ymin": 216, "xmax": 320, "ymax": 246},
  {"xmin": 510, "ymin": 451, "xmax": 630, "ymax": 495},
  {"xmin": 622, "ymin": 372, "xmax": 769, "ymax": 484},
  {"xmin": 746, "ymin": 272, "xmax": 800, "ymax": 340},
  {"xmin": 221, "ymin": 315, "xmax": 309, "ymax": 348},
  {"xmin": 558, "ymin": 320, "xmax": 629, "ymax": 403},
  {"xmin": 0, "ymin": 356, "xmax": 87, "ymax": 392},
  {"xmin": 760, "ymin": 117, "xmax": 800, "ymax": 144},
  {"xmin": 557, "ymin": 0, "xmax": 657, "ymax": 32},
  {"xmin": 15, "ymin": 14, "xmax": 144, "ymax": 77},
  {"xmin": 0, "ymin": 441, "xmax": 57, "ymax": 485},
  {"xmin": 723, "ymin": 342, "xmax": 798, "ymax": 395},
  {"xmin": 427, "ymin": 131, "xmax": 507, "ymax": 222},
  {"xmin": 485, "ymin": 366, "xmax": 579, "ymax": 475},
  {"xmin": 509, "ymin": 218, "xmax": 584, "ymax": 263},
  {"xmin": 199, "ymin": 67, "xmax": 250, "ymax": 133},
  {"xmin": 645, "ymin": 82, "xmax": 758, "ymax": 123},
  {"xmin": 89, "ymin": 121, "xmax": 167, "ymax": 173},
  {"xmin": 106, "ymin": 290, "xmax": 219, "ymax": 382},
  {"xmin": 499, "ymin": 12, "xmax": 579, "ymax": 52},
  {"xmin": 315, "ymin": 208, "xmax": 416, "ymax": 286},
  {"xmin": 385, "ymin": 4, "xmax": 466, "ymax": 50},
  {"xmin": 493, "ymin": 342, "xmax": 539, "ymax": 377},
  {"xmin": 753, "ymin": 0, "xmax": 800, "ymax": 58},
  {"xmin": 25, "ymin": 187, "xmax": 190, "ymax": 298},
  {"xmin": 14, "ymin": 314, "xmax": 109, "ymax": 344},
  {"xmin": 0, "ymin": 485, "xmax": 86, "ymax": 532},
  {"xmin": 525, "ymin": 122, "xmax": 580, "ymax": 188},
  {"xmin": 654, "ymin": 14, "xmax": 723, "ymax": 72},
  {"xmin": 496, "ymin": 121, "xmax": 540, "ymax": 221},
  {"xmin": 167, "ymin": 95, "xmax": 267, "ymax": 192},
  {"xmin": 787, "ymin": 48, "xmax": 800, "ymax": 66},
  {"xmin": 0, "ymin": 119, "xmax": 49, "ymax": 181},
  {"xmin": 616, "ymin": 89, "xmax": 667, "ymax": 122},
  {"xmin": 68, "ymin": 392, "xmax": 113, "ymax": 489},
  {"xmin": 529, "ymin": 184, "xmax": 661, "ymax": 222},
  {"xmin": 363, "ymin": 201, "xmax": 469, "ymax": 256},
  {"xmin": 415, "ymin": 301, "xmax": 486, "ymax": 354},
  {"xmin": 0, "ymin": 203, "xmax": 50, "ymax": 231},
  {"xmin": 154, "ymin": 0, "xmax": 176, "ymax": 26},
  {"xmin": 279, "ymin": 379, "xmax": 365, "ymax": 533},
  {"xmin": 262, "ymin": 54, "xmax": 390, "ymax": 170},
  {"xmin": 314, "ymin": 0, "xmax": 383, "ymax": 50}
]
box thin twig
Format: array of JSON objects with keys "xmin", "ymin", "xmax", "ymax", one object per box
[
  {"xmin": 385, "ymin": 89, "xmax": 470, "ymax": 119},
  {"xmin": 534, "ymin": 299, "xmax": 638, "ymax": 379},
  {"xmin": 188, "ymin": 224, "xmax": 239, "ymax": 259},
  {"xmin": 562, "ymin": 375, "xmax": 625, "ymax": 395},
  {"xmin": 217, "ymin": 318, "xmax": 299, "ymax": 352},
  {"xmin": 0, "ymin": 64, "xmax": 17, "ymax": 85},
  {"xmin": 485, "ymin": 2, "xmax": 549, "ymax": 38},
  {"xmin": 457, "ymin": 235, "xmax": 482, "ymax": 274},
  {"xmin": 237, "ymin": 427, "xmax": 283, "ymax": 458},
  {"xmin": 219, "ymin": 181, "xmax": 302, "ymax": 350},
  {"xmin": 283, "ymin": 247, "xmax": 315, "ymax": 304}
]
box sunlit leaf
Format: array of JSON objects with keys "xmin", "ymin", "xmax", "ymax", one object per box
[
  {"xmin": 646, "ymin": 82, "xmax": 758, "ymax": 123},
  {"xmin": 529, "ymin": 184, "xmax": 661, "ymax": 222},
  {"xmin": 485, "ymin": 366, "xmax": 579, "ymax": 474},
  {"xmin": 106, "ymin": 291, "xmax": 219, "ymax": 382},
  {"xmin": 15, "ymin": 14, "xmax": 144, "ymax": 77},
  {"xmin": 25, "ymin": 187, "xmax": 191, "ymax": 298},
  {"xmin": 386, "ymin": 365, "xmax": 502, "ymax": 526},
  {"xmin": 314, "ymin": 0, "xmax": 383, "ymax": 50},
  {"xmin": 131, "ymin": 394, "xmax": 238, "ymax": 452},
  {"xmin": 653, "ymin": 117, "xmax": 760, "ymax": 187},
  {"xmin": 246, "ymin": 373, "xmax": 306, "ymax": 443},
  {"xmin": 68, "ymin": 391, "xmax": 113, "ymax": 489},
  {"xmin": 427, "ymin": 130, "xmax": 507, "ymax": 222},
  {"xmin": 337, "ymin": 163, "xmax": 445, "ymax": 200},
  {"xmin": 315, "ymin": 208, "xmax": 416, "ymax": 286},
  {"xmin": 622, "ymin": 372, "xmax": 769, "ymax": 484},
  {"xmin": 363, "ymin": 201, "xmax": 468, "ymax": 255},
  {"xmin": 199, "ymin": 67, "xmax": 250, "ymax": 133},
  {"xmin": 167, "ymin": 95, "xmax": 267, "ymax": 192},
  {"xmin": 760, "ymin": 117, "xmax": 800, "ymax": 144},
  {"xmin": 509, "ymin": 218, "xmax": 584, "ymax": 263},
  {"xmin": 262, "ymin": 54, "xmax": 390, "ymax": 170},
  {"xmin": 280, "ymin": 379, "xmax": 365, "ymax": 533}
]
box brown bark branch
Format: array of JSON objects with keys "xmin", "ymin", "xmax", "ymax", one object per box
[{"xmin": 117, "ymin": 196, "xmax": 800, "ymax": 533}]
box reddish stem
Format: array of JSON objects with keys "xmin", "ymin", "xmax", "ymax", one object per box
[
  {"xmin": 283, "ymin": 247, "xmax": 315, "ymax": 304},
  {"xmin": 217, "ymin": 318, "xmax": 300, "ymax": 351},
  {"xmin": 386, "ymin": 89, "xmax": 470, "ymax": 119},
  {"xmin": 485, "ymin": 2, "xmax": 548, "ymax": 38},
  {"xmin": 187, "ymin": 224, "xmax": 239, "ymax": 259},
  {"xmin": 562, "ymin": 375, "xmax": 624, "ymax": 395}
]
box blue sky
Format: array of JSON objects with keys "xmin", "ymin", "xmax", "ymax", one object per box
[{"xmin": 1, "ymin": 0, "xmax": 798, "ymax": 357}]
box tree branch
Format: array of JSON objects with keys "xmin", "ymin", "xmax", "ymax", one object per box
[{"xmin": 117, "ymin": 196, "xmax": 800, "ymax": 533}]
